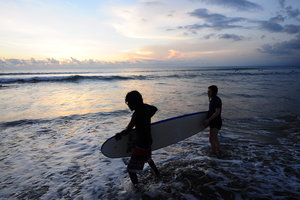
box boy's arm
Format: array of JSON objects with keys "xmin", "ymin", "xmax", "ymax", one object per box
[
  {"xmin": 207, "ymin": 108, "xmax": 221, "ymax": 122},
  {"xmin": 124, "ymin": 116, "xmax": 135, "ymax": 132},
  {"xmin": 148, "ymin": 105, "xmax": 158, "ymax": 117},
  {"xmin": 115, "ymin": 115, "xmax": 135, "ymax": 140}
]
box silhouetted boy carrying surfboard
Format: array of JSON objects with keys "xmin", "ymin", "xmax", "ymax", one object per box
[{"xmin": 115, "ymin": 90, "xmax": 160, "ymax": 187}]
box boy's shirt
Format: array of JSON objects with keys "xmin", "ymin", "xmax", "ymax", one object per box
[
  {"xmin": 207, "ymin": 96, "xmax": 222, "ymax": 124},
  {"xmin": 132, "ymin": 104, "xmax": 157, "ymax": 149}
]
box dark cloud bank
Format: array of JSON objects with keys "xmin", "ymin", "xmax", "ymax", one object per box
[
  {"xmin": 204, "ymin": 33, "xmax": 244, "ymax": 41},
  {"xmin": 197, "ymin": 0, "xmax": 262, "ymax": 11},
  {"xmin": 258, "ymin": 0, "xmax": 300, "ymax": 57},
  {"xmin": 176, "ymin": 0, "xmax": 300, "ymax": 60},
  {"xmin": 178, "ymin": 8, "xmax": 246, "ymax": 32},
  {"xmin": 258, "ymin": 34, "xmax": 300, "ymax": 55}
]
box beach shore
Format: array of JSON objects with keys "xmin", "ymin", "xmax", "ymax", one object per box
[{"xmin": 111, "ymin": 128, "xmax": 300, "ymax": 200}]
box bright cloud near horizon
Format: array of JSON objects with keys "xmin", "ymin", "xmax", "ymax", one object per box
[{"xmin": 0, "ymin": 0, "xmax": 300, "ymax": 67}]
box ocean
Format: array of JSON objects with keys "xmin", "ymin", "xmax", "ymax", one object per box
[{"xmin": 0, "ymin": 66, "xmax": 299, "ymax": 199}]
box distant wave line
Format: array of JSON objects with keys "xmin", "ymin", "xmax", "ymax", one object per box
[{"xmin": 0, "ymin": 71, "xmax": 298, "ymax": 84}]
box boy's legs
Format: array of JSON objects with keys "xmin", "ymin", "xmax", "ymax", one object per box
[
  {"xmin": 128, "ymin": 172, "xmax": 138, "ymax": 185},
  {"xmin": 209, "ymin": 127, "xmax": 220, "ymax": 154},
  {"xmin": 127, "ymin": 147, "xmax": 148, "ymax": 185},
  {"xmin": 147, "ymin": 159, "xmax": 160, "ymax": 177}
]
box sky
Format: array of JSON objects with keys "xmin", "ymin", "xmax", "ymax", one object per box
[{"xmin": 0, "ymin": 0, "xmax": 300, "ymax": 67}]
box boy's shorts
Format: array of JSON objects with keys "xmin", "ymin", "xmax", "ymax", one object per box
[
  {"xmin": 209, "ymin": 119, "xmax": 222, "ymax": 130},
  {"xmin": 127, "ymin": 147, "xmax": 151, "ymax": 173}
]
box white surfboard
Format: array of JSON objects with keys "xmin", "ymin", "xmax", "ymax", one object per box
[{"xmin": 101, "ymin": 111, "xmax": 208, "ymax": 158}]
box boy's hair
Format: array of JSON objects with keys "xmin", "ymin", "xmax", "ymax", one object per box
[
  {"xmin": 125, "ymin": 90, "xmax": 143, "ymax": 106},
  {"xmin": 208, "ymin": 85, "xmax": 218, "ymax": 96}
]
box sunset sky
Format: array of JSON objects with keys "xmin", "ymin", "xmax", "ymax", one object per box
[{"xmin": 0, "ymin": 0, "xmax": 299, "ymax": 67}]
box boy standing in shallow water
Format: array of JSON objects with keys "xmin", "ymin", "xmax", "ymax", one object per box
[
  {"xmin": 203, "ymin": 85, "xmax": 222, "ymax": 157},
  {"xmin": 116, "ymin": 91, "xmax": 160, "ymax": 186}
]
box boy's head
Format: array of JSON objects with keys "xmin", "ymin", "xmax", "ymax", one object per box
[
  {"xmin": 125, "ymin": 90, "xmax": 143, "ymax": 110},
  {"xmin": 208, "ymin": 85, "xmax": 218, "ymax": 98}
]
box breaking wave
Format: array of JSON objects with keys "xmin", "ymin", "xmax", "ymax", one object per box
[{"xmin": 0, "ymin": 75, "xmax": 149, "ymax": 84}]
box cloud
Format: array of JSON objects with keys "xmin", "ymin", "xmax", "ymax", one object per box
[
  {"xmin": 198, "ymin": 0, "xmax": 262, "ymax": 11},
  {"xmin": 269, "ymin": 15, "xmax": 285, "ymax": 23},
  {"xmin": 218, "ymin": 33, "xmax": 245, "ymax": 41},
  {"xmin": 259, "ymin": 20, "xmax": 300, "ymax": 34},
  {"xmin": 120, "ymin": 48, "xmax": 155, "ymax": 61},
  {"xmin": 258, "ymin": 34, "xmax": 300, "ymax": 55},
  {"xmin": 257, "ymin": 1, "xmax": 300, "ymax": 35},
  {"xmin": 284, "ymin": 24, "xmax": 300, "ymax": 34},
  {"xmin": 203, "ymin": 33, "xmax": 216, "ymax": 39},
  {"xmin": 259, "ymin": 21, "xmax": 284, "ymax": 32},
  {"xmin": 279, "ymin": 0, "xmax": 300, "ymax": 19},
  {"xmin": 5, "ymin": 59, "xmax": 26, "ymax": 65},
  {"xmin": 0, "ymin": 57, "xmax": 106, "ymax": 66},
  {"xmin": 189, "ymin": 8, "xmax": 245, "ymax": 24},
  {"xmin": 286, "ymin": 6, "xmax": 300, "ymax": 19},
  {"xmin": 178, "ymin": 3, "xmax": 299, "ymax": 37},
  {"xmin": 203, "ymin": 33, "xmax": 245, "ymax": 41},
  {"xmin": 179, "ymin": 8, "xmax": 246, "ymax": 32},
  {"xmin": 0, "ymin": 60, "xmax": 6, "ymax": 65},
  {"xmin": 166, "ymin": 49, "xmax": 183, "ymax": 59},
  {"xmin": 70, "ymin": 57, "xmax": 81, "ymax": 64},
  {"xmin": 164, "ymin": 49, "xmax": 226, "ymax": 60},
  {"xmin": 47, "ymin": 58, "xmax": 60, "ymax": 65},
  {"xmin": 279, "ymin": 0, "xmax": 285, "ymax": 8}
]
